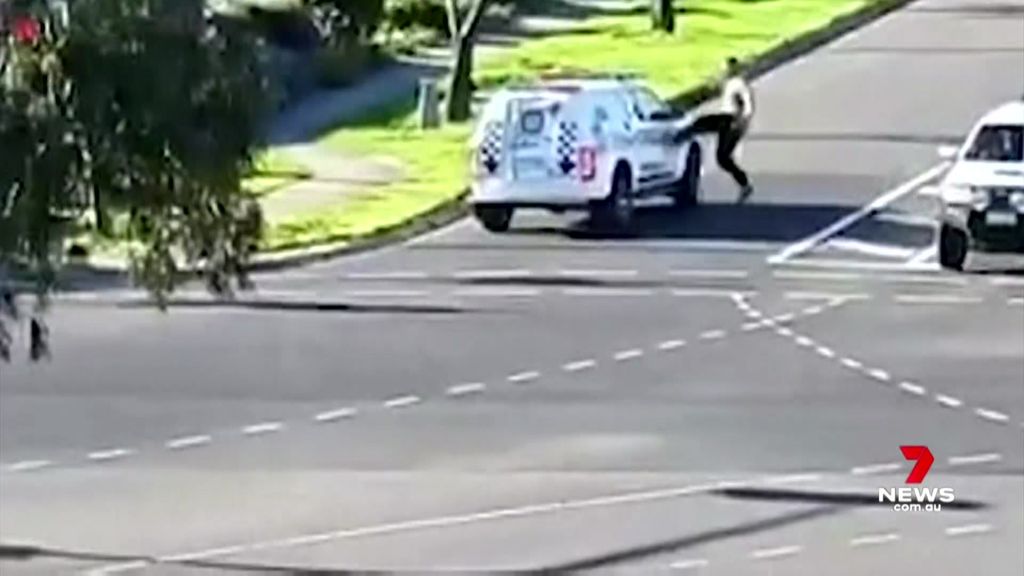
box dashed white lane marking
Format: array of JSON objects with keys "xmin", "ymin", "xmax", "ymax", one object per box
[
  {"xmin": 670, "ymin": 269, "xmax": 749, "ymax": 279},
  {"xmin": 744, "ymin": 309, "xmax": 763, "ymax": 319},
  {"xmin": 562, "ymin": 287, "xmax": 654, "ymax": 297},
  {"xmin": 803, "ymin": 305, "xmax": 825, "ymax": 315},
  {"xmin": 816, "ymin": 345, "xmax": 836, "ymax": 359},
  {"xmin": 507, "ymin": 371, "xmax": 541, "ymax": 384},
  {"xmin": 775, "ymin": 327, "xmax": 794, "ymax": 338},
  {"xmin": 899, "ymin": 382, "xmax": 927, "ymax": 396},
  {"xmin": 698, "ymin": 329, "xmax": 726, "ymax": 341},
  {"xmin": 314, "ymin": 407, "xmax": 358, "ymax": 423},
  {"xmin": 751, "ymin": 545, "xmax": 803, "ymax": 560},
  {"xmin": 785, "ymin": 291, "xmax": 870, "ymax": 301},
  {"xmin": 658, "ymin": 339, "xmax": 687, "ymax": 351},
  {"xmin": 974, "ymin": 408, "xmax": 1010, "ymax": 424},
  {"xmin": 669, "ymin": 558, "xmax": 711, "ymax": 571},
  {"xmin": 774, "ymin": 270, "xmax": 863, "ymax": 282},
  {"xmin": 446, "ymin": 383, "xmax": 487, "ymax": 397},
  {"xmin": 935, "ymin": 394, "xmax": 964, "ymax": 409},
  {"xmin": 881, "ymin": 274, "xmax": 967, "ymax": 286},
  {"xmin": 383, "ymin": 395, "xmax": 421, "ymax": 409},
  {"xmin": 241, "ymin": 422, "xmax": 284, "ymax": 436},
  {"xmin": 741, "ymin": 321, "xmax": 762, "ymax": 332},
  {"xmin": 87, "ymin": 448, "xmax": 134, "ymax": 462},
  {"xmin": 563, "ymin": 359, "xmax": 597, "ymax": 372},
  {"xmin": 451, "ymin": 288, "xmax": 541, "ymax": 298},
  {"xmin": 1009, "ymin": 297, "xmax": 1024, "ymax": 306},
  {"xmin": 344, "ymin": 271, "xmax": 428, "ymax": 280},
  {"xmin": 768, "ymin": 162, "xmax": 948, "ymax": 264},
  {"xmin": 774, "ymin": 313, "xmax": 796, "ymax": 323},
  {"xmin": 794, "ymin": 335, "xmax": 815, "ymax": 348},
  {"xmin": 453, "ymin": 269, "xmax": 532, "ymax": 279},
  {"xmin": 558, "ymin": 268, "xmax": 638, "ymax": 278},
  {"xmin": 990, "ymin": 276, "xmax": 1024, "ymax": 287},
  {"xmin": 613, "ymin": 349, "xmax": 644, "ymax": 361},
  {"xmin": 894, "ymin": 294, "xmax": 984, "ymax": 305},
  {"xmin": 945, "ymin": 523, "xmax": 993, "ymax": 537},
  {"xmin": 867, "ymin": 368, "xmax": 891, "ymax": 383},
  {"xmin": 764, "ymin": 473, "xmax": 824, "ymax": 485},
  {"xmin": 948, "ymin": 453, "xmax": 1002, "ymax": 466},
  {"xmin": 165, "ymin": 435, "xmax": 212, "ymax": 450},
  {"xmin": 7, "ymin": 460, "xmax": 52, "ymax": 473},
  {"xmin": 850, "ymin": 533, "xmax": 902, "ymax": 547},
  {"xmin": 851, "ymin": 463, "xmax": 902, "ymax": 476}
]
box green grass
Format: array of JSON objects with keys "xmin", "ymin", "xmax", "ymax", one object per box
[
  {"xmin": 264, "ymin": 0, "xmax": 879, "ymax": 252},
  {"xmin": 244, "ymin": 149, "xmax": 313, "ymax": 198}
]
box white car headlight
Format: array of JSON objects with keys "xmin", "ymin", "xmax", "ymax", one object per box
[{"xmin": 1010, "ymin": 190, "xmax": 1024, "ymax": 212}]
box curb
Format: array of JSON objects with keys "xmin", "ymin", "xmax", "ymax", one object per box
[{"xmin": 64, "ymin": 0, "xmax": 912, "ymax": 278}]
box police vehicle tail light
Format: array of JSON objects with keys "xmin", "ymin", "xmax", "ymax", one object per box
[{"xmin": 578, "ymin": 146, "xmax": 597, "ymax": 182}]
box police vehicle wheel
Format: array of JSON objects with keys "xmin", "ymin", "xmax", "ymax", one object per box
[
  {"xmin": 593, "ymin": 167, "xmax": 634, "ymax": 230},
  {"xmin": 938, "ymin": 224, "xmax": 968, "ymax": 271},
  {"xmin": 474, "ymin": 205, "xmax": 514, "ymax": 232},
  {"xmin": 672, "ymin": 143, "xmax": 702, "ymax": 208}
]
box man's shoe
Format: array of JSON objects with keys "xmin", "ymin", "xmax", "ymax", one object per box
[{"xmin": 737, "ymin": 184, "xmax": 754, "ymax": 203}]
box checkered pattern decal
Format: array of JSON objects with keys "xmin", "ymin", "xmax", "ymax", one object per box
[
  {"xmin": 479, "ymin": 122, "xmax": 503, "ymax": 173},
  {"xmin": 557, "ymin": 121, "xmax": 579, "ymax": 174}
]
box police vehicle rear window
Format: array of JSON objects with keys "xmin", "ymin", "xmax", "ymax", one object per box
[
  {"xmin": 520, "ymin": 110, "xmax": 545, "ymax": 134},
  {"xmin": 965, "ymin": 125, "xmax": 1023, "ymax": 162}
]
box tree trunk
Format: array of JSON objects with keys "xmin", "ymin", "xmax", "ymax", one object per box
[
  {"xmin": 445, "ymin": 34, "xmax": 474, "ymax": 123},
  {"xmin": 652, "ymin": 0, "xmax": 675, "ymax": 33}
]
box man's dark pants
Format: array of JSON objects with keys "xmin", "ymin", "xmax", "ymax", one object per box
[{"xmin": 676, "ymin": 113, "xmax": 750, "ymax": 188}]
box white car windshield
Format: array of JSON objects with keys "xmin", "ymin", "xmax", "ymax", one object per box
[{"xmin": 964, "ymin": 124, "xmax": 1024, "ymax": 162}]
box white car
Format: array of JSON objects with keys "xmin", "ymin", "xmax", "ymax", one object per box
[
  {"xmin": 468, "ymin": 75, "xmax": 703, "ymax": 232},
  {"xmin": 935, "ymin": 100, "xmax": 1024, "ymax": 270}
]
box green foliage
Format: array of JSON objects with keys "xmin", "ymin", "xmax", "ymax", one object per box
[
  {"xmin": 309, "ymin": 0, "xmax": 385, "ymax": 46},
  {"xmin": 384, "ymin": 0, "xmax": 449, "ymax": 37},
  {"xmin": 1, "ymin": 0, "xmax": 271, "ymax": 360}
]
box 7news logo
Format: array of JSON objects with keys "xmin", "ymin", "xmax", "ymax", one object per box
[{"xmin": 878, "ymin": 446, "xmax": 955, "ymax": 512}]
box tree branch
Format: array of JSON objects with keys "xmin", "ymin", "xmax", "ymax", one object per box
[
  {"xmin": 444, "ymin": 0, "xmax": 462, "ymax": 40},
  {"xmin": 460, "ymin": 0, "xmax": 489, "ymax": 39}
]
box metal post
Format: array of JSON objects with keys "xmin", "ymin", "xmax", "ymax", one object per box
[{"xmin": 418, "ymin": 79, "xmax": 440, "ymax": 130}]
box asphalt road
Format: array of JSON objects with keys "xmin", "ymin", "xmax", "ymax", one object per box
[{"xmin": 2, "ymin": 0, "xmax": 1024, "ymax": 574}]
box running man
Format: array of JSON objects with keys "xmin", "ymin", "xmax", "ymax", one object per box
[{"xmin": 675, "ymin": 57, "xmax": 755, "ymax": 202}]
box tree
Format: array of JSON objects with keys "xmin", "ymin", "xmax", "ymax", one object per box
[
  {"xmin": 652, "ymin": 0, "xmax": 675, "ymax": 33},
  {"xmin": 1, "ymin": 0, "xmax": 270, "ymax": 362},
  {"xmin": 443, "ymin": 0, "xmax": 488, "ymax": 122}
]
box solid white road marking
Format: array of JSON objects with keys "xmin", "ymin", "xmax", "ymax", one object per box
[
  {"xmin": 563, "ymin": 359, "xmax": 597, "ymax": 372},
  {"xmin": 670, "ymin": 269, "xmax": 749, "ymax": 279},
  {"xmin": 165, "ymin": 435, "xmax": 212, "ymax": 450},
  {"xmin": 752, "ymin": 545, "xmax": 803, "ymax": 560},
  {"xmin": 454, "ymin": 269, "xmax": 532, "ymax": 279},
  {"xmin": 658, "ymin": 339, "xmax": 687, "ymax": 351},
  {"xmin": 765, "ymin": 473, "xmax": 824, "ymax": 485},
  {"xmin": 699, "ymin": 330, "xmax": 726, "ymax": 341},
  {"xmin": 508, "ymin": 371, "xmax": 541, "ymax": 384},
  {"xmin": 945, "ymin": 524, "xmax": 993, "ymax": 537},
  {"xmin": 974, "ymin": 408, "xmax": 1010, "ymax": 424},
  {"xmin": 894, "ymin": 294, "xmax": 983, "ymax": 305},
  {"xmin": 851, "ymin": 463, "xmax": 902, "ymax": 476},
  {"xmin": 850, "ymin": 533, "xmax": 902, "ymax": 547},
  {"xmin": 867, "ymin": 369, "xmax": 892, "ymax": 383},
  {"xmin": 344, "ymin": 271, "xmax": 428, "ymax": 280},
  {"xmin": 948, "ymin": 453, "xmax": 1002, "ymax": 466},
  {"xmin": 768, "ymin": 162, "xmax": 948, "ymax": 264},
  {"xmin": 613, "ymin": 349, "xmax": 644, "ymax": 361},
  {"xmin": 562, "ymin": 287, "xmax": 654, "ymax": 297},
  {"xmin": 446, "ymin": 383, "xmax": 487, "ymax": 397},
  {"xmin": 314, "ymin": 407, "xmax": 358, "ymax": 423},
  {"xmin": 935, "ymin": 394, "xmax": 963, "ymax": 409},
  {"xmin": 907, "ymin": 245, "xmax": 938, "ymax": 266},
  {"xmin": 899, "ymin": 382, "xmax": 927, "ymax": 396},
  {"xmin": 340, "ymin": 289, "xmax": 430, "ymax": 298},
  {"xmin": 670, "ymin": 558, "xmax": 711, "ymax": 571},
  {"xmin": 241, "ymin": 422, "xmax": 284, "ymax": 436},
  {"xmin": 671, "ymin": 288, "xmax": 757, "ymax": 298},
  {"xmin": 87, "ymin": 448, "xmax": 134, "ymax": 462},
  {"xmin": 452, "ymin": 288, "xmax": 541, "ymax": 298},
  {"xmin": 383, "ymin": 396, "xmax": 421, "ymax": 409},
  {"xmin": 826, "ymin": 238, "xmax": 918, "ymax": 260},
  {"xmin": 7, "ymin": 460, "xmax": 52, "ymax": 473},
  {"xmin": 558, "ymin": 269, "xmax": 638, "ymax": 278},
  {"xmin": 816, "ymin": 346, "xmax": 836, "ymax": 359}
]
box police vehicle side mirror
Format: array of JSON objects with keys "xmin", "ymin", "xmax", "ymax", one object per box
[{"xmin": 937, "ymin": 145, "xmax": 959, "ymax": 160}]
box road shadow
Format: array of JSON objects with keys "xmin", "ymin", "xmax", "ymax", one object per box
[
  {"xmin": 521, "ymin": 505, "xmax": 842, "ymax": 574},
  {"xmin": 116, "ymin": 298, "xmax": 468, "ymax": 316},
  {"xmin": 717, "ymin": 486, "xmax": 988, "ymax": 511}
]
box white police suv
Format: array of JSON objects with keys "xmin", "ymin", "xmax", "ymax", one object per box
[
  {"xmin": 468, "ymin": 75, "xmax": 702, "ymax": 232},
  {"xmin": 935, "ymin": 100, "xmax": 1024, "ymax": 270}
]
